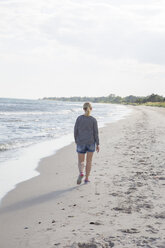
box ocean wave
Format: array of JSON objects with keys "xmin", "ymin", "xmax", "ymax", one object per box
[
  {"xmin": 0, "ymin": 141, "xmax": 34, "ymax": 152},
  {"xmin": 0, "ymin": 142, "xmax": 18, "ymax": 151},
  {"xmin": 55, "ymin": 108, "xmax": 80, "ymax": 115},
  {"xmin": 0, "ymin": 108, "xmax": 81, "ymax": 117},
  {"xmin": 0, "ymin": 144, "xmax": 9, "ymax": 151},
  {"xmin": 70, "ymin": 108, "xmax": 81, "ymax": 112},
  {"xmin": 18, "ymin": 126, "xmax": 31, "ymax": 129},
  {"xmin": 55, "ymin": 109, "xmax": 72, "ymax": 115},
  {"xmin": 0, "ymin": 111, "xmax": 55, "ymax": 116}
]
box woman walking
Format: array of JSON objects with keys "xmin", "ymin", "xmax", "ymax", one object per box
[{"xmin": 74, "ymin": 102, "xmax": 100, "ymax": 184}]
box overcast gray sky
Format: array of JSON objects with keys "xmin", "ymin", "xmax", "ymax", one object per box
[{"xmin": 0, "ymin": 0, "xmax": 165, "ymax": 99}]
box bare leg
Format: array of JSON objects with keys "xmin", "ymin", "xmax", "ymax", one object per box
[
  {"xmin": 85, "ymin": 152, "xmax": 94, "ymax": 180},
  {"xmin": 78, "ymin": 153, "xmax": 85, "ymax": 174}
]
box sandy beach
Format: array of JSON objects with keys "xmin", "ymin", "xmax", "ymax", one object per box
[{"xmin": 0, "ymin": 105, "xmax": 165, "ymax": 248}]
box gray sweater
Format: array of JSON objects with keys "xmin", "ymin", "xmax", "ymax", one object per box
[{"xmin": 74, "ymin": 115, "xmax": 99, "ymax": 146}]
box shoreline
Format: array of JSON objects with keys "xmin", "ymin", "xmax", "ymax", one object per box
[
  {"xmin": 0, "ymin": 133, "xmax": 74, "ymax": 203},
  {"xmin": 0, "ymin": 105, "xmax": 165, "ymax": 247},
  {"xmin": 0, "ymin": 103, "xmax": 131, "ymax": 202},
  {"xmin": 0, "ymin": 104, "xmax": 132, "ymax": 203}
]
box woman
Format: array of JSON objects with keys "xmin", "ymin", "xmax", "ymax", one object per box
[{"xmin": 74, "ymin": 102, "xmax": 100, "ymax": 184}]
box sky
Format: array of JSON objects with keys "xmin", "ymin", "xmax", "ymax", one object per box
[{"xmin": 0, "ymin": 0, "xmax": 165, "ymax": 99}]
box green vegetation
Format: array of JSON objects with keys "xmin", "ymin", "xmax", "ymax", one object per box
[
  {"xmin": 144, "ymin": 102, "xmax": 165, "ymax": 108},
  {"xmin": 43, "ymin": 93, "xmax": 165, "ymax": 108}
]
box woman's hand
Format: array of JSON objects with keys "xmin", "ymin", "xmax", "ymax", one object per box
[{"xmin": 96, "ymin": 145, "xmax": 100, "ymax": 153}]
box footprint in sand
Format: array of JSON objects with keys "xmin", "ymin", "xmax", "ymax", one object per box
[
  {"xmin": 119, "ymin": 228, "xmax": 140, "ymax": 234},
  {"xmin": 113, "ymin": 206, "xmax": 132, "ymax": 214},
  {"xmin": 154, "ymin": 212, "xmax": 165, "ymax": 219},
  {"xmin": 146, "ymin": 225, "xmax": 159, "ymax": 234}
]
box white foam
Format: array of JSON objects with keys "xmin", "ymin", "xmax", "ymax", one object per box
[
  {"xmin": 0, "ymin": 133, "xmax": 74, "ymax": 203},
  {"xmin": 0, "ymin": 111, "xmax": 55, "ymax": 116}
]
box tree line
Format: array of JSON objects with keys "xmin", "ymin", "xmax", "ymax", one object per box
[{"xmin": 43, "ymin": 93, "xmax": 165, "ymax": 105}]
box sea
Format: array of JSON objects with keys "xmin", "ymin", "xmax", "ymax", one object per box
[{"xmin": 0, "ymin": 98, "xmax": 131, "ymax": 201}]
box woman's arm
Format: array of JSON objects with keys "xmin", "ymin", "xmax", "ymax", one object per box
[
  {"xmin": 93, "ymin": 118, "xmax": 99, "ymax": 148},
  {"xmin": 74, "ymin": 118, "xmax": 78, "ymax": 144}
]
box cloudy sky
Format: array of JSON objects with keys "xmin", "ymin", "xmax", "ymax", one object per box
[{"xmin": 0, "ymin": 0, "xmax": 165, "ymax": 99}]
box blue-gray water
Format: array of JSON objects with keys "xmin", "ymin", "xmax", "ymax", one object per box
[{"xmin": 0, "ymin": 98, "xmax": 131, "ymax": 201}]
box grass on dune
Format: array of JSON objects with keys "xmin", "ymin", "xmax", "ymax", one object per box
[{"xmin": 143, "ymin": 102, "xmax": 165, "ymax": 107}]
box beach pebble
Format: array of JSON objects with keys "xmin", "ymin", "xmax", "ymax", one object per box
[
  {"xmin": 108, "ymin": 241, "xmax": 115, "ymax": 247},
  {"xmin": 138, "ymin": 159, "xmax": 145, "ymax": 162},
  {"xmin": 89, "ymin": 221, "xmax": 102, "ymax": 225},
  {"xmin": 158, "ymin": 177, "xmax": 165, "ymax": 180},
  {"xmin": 46, "ymin": 227, "xmax": 52, "ymax": 231}
]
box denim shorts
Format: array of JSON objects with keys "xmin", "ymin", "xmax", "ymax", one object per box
[{"xmin": 76, "ymin": 144, "xmax": 95, "ymax": 154}]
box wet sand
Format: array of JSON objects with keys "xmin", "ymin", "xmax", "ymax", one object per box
[{"xmin": 0, "ymin": 105, "xmax": 165, "ymax": 248}]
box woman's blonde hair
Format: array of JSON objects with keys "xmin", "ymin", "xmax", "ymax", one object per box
[{"xmin": 83, "ymin": 102, "xmax": 92, "ymax": 116}]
